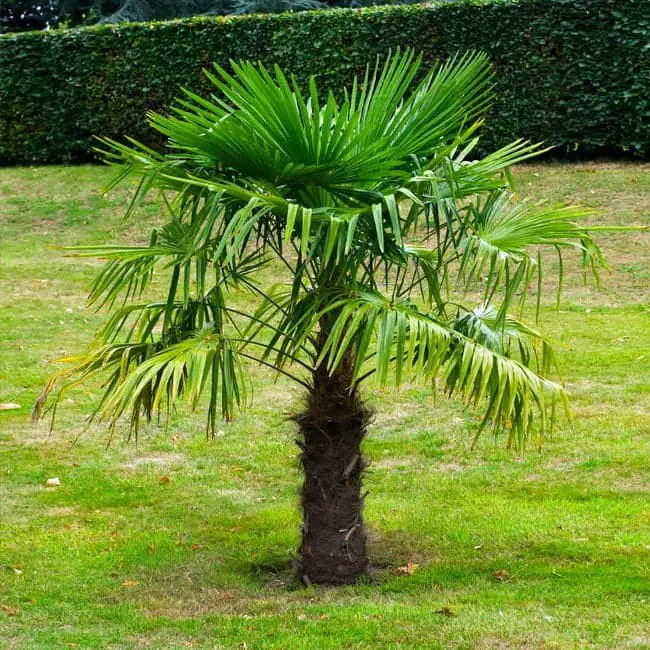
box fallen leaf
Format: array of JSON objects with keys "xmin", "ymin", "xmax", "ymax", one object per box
[
  {"xmin": 397, "ymin": 561, "xmax": 419, "ymax": 575},
  {"xmin": 435, "ymin": 606, "xmax": 456, "ymax": 618},
  {"xmin": 190, "ymin": 543, "xmax": 202, "ymax": 551},
  {"xmin": 493, "ymin": 569, "xmax": 510, "ymax": 581},
  {"xmin": 159, "ymin": 476, "xmax": 171, "ymax": 484},
  {"xmin": 45, "ymin": 478, "xmax": 61, "ymax": 488},
  {"xmin": 121, "ymin": 579, "xmax": 140, "ymax": 587},
  {"xmin": 0, "ymin": 403, "xmax": 20, "ymax": 410},
  {"xmin": 1, "ymin": 604, "xmax": 19, "ymax": 616}
]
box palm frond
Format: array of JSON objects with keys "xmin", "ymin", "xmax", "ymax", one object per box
[
  {"xmin": 100, "ymin": 49, "xmax": 495, "ymax": 203},
  {"xmin": 457, "ymin": 192, "xmax": 606, "ymax": 314},
  {"xmin": 35, "ymin": 326, "xmax": 249, "ymax": 436},
  {"xmin": 413, "ymin": 138, "xmax": 545, "ymax": 202},
  {"xmin": 311, "ymin": 291, "xmax": 566, "ymax": 447}
]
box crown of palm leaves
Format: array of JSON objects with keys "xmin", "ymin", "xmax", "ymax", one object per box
[{"xmin": 35, "ymin": 49, "xmax": 608, "ymax": 449}]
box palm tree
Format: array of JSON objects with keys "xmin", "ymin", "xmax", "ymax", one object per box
[{"xmin": 35, "ymin": 50, "xmax": 606, "ymax": 585}]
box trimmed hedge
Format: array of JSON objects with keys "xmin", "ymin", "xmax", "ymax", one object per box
[{"xmin": 1, "ymin": 0, "xmax": 648, "ymax": 165}]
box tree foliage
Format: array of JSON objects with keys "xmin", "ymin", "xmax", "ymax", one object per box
[
  {"xmin": 1, "ymin": 0, "xmax": 411, "ymax": 31},
  {"xmin": 1, "ymin": 1, "xmax": 60, "ymax": 32},
  {"xmin": 35, "ymin": 50, "xmax": 608, "ymax": 450}
]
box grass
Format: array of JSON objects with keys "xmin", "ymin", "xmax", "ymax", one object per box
[{"xmin": 1, "ymin": 162, "xmax": 649, "ymax": 649}]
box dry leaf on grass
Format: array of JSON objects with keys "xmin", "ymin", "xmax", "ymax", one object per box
[
  {"xmin": 493, "ymin": 569, "xmax": 510, "ymax": 581},
  {"xmin": 159, "ymin": 476, "xmax": 171, "ymax": 484},
  {"xmin": 435, "ymin": 606, "xmax": 456, "ymax": 617},
  {"xmin": 397, "ymin": 561, "xmax": 419, "ymax": 575}
]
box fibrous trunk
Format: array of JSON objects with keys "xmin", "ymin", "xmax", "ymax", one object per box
[{"xmin": 294, "ymin": 358, "xmax": 371, "ymax": 585}]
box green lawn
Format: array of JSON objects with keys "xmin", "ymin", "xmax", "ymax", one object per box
[{"xmin": 1, "ymin": 162, "xmax": 649, "ymax": 649}]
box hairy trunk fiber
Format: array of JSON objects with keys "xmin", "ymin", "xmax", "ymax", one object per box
[{"xmin": 294, "ymin": 356, "xmax": 371, "ymax": 585}]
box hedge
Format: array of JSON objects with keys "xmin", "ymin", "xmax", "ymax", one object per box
[{"xmin": 1, "ymin": 0, "xmax": 648, "ymax": 165}]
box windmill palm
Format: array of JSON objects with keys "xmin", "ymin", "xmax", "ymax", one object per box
[{"xmin": 36, "ymin": 50, "xmax": 606, "ymax": 584}]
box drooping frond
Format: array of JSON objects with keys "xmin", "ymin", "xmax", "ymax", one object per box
[
  {"xmin": 307, "ymin": 291, "xmax": 566, "ymax": 447},
  {"xmin": 452, "ymin": 304, "xmax": 563, "ymax": 382},
  {"xmin": 35, "ymin": 326, "xmax": 249, "ymax": 435}
]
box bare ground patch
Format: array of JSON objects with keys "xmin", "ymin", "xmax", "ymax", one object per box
[{"xmin": 122, "ymin": 453, "xmax": 186, "ymax": 470}]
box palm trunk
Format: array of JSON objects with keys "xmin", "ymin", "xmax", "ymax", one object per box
[{"xmin": 294, "ymin": 354, "xmax": 371, "ymax": 585}]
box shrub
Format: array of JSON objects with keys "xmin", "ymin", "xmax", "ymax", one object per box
[{"xmin": 1, "ymin": 0, "xmax": 648, "ymax": 165}]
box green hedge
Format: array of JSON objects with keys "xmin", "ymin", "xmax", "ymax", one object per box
[{"xmin": 1, "ymin": 0, "xmax": 648, "ymax": 165}]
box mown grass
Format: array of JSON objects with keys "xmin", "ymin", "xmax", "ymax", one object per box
[{"xmin": 0, "ymin": 162, "xmax": 649, "ymax": 649}]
